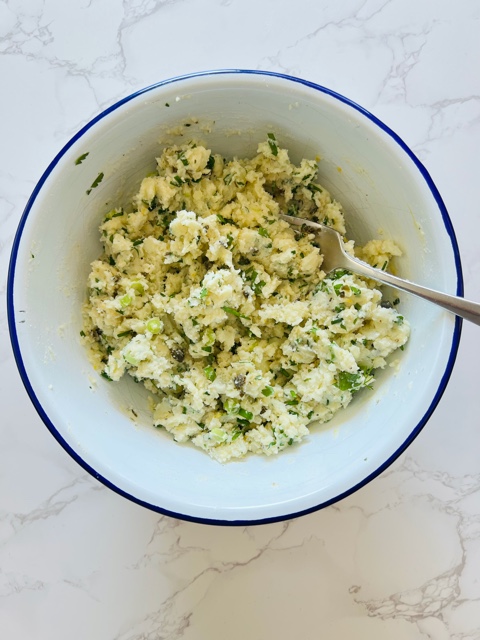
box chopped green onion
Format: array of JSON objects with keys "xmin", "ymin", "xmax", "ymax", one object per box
[
  {"xmin": 222, "ymin": 306, "xmax": 249, "ymax": 320},
  {"xmin": 178, "ymin": 151, "xmax": 189, "ymax": 166},
  {"xmin": 258, "ymin": 227, "xmax": 269, "ymax": 238},
  {"xmin": 267, "ymin": 133, "xmax": 278, "ymax": 156},
  {"xmin": 261, "ymin": 386, "xmax": 274, "ymax": 397},
  {"xmin": 120, "ymin": 294, "xmax": 132, "ymax": 308},
  {"xmin": 146, "ymin": 318, "xmax": 162, "ymax": 334},
  {"xmin": 101, "ymin": 371, "xmax": 113, "ymax": 381},
  {"xmin": 118, "ymin": 330, "xmax": 134, "ymax": 338},
  {"xmin": 199, "ymin": 287, "xmax": 208, "ymax": 299},
  {"xmin": 224, "ymin": 398, "xmax": 240, "ymax": 414},
  {"xmin": 331, "ymin": 269, "xmax": 350, "ymax": 279},
  {"xmin": 206, "ymin": 154, "xmax": 215, "ymax": 170},
  {"xmin": 211, "ymin": 427, "xmax": 227, "ymax": 443},
  {"xmin": 131, "ymin": 281, "xmax": 144, "ymax": 294},
  {"xmin": 204, "ymin": 365, "xmax": 216, "ymax": 381},
  {"xmin": 238, "ymin": 408, "xmax": 253, "ymax": 421},
  {"xmin": 123, "ymin": 350, "xmax": 139, "ymax": 366},
  {"xmin": 204, "ymin": 328, "xmax": 215, "ymax": 346},
  {"xmin": 104, "ymin": 209, "xmax": 123, "ymax": 220}
]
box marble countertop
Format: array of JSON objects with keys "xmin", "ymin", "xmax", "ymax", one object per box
[{"xmin": 1, "ymin": 1, "xmax": 480, "ymax": 638}]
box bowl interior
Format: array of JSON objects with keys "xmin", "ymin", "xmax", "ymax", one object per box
[{"xmin": 9, "ymin": 72, "xmax": 460, "ymax": 523}]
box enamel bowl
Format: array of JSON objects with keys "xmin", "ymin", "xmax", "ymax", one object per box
[{"xmin": 8, "ymin": 71, "xmax": 462, "ymax": 525}]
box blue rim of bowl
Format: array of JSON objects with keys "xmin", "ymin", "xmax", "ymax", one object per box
[{"xmin": 7, "ymin": 69, "xmax": 463, "ymax": 526}]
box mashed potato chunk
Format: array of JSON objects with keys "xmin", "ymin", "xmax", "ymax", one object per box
[{"xmin": 82, "ymin": 136, "xmax": 409, "ymax": 462}]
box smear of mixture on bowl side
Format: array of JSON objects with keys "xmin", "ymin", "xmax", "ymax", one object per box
[{"xmin": 82, "ymin": 135, "xmax": 409, "ymax": 462}]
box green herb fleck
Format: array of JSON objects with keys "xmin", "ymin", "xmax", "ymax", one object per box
[
  {"xmin": 170, "ymin": 175, "xmax": 184, "ymax": 187},
  {"xmin": 118, "ymin": 330, "xmax": 134, "ymax": 338},
  {"xmin": 206, "ymin": 154, "xmax": 215, "ymax": 170},
  {"xmin": 104, "ymin": 209, "xmax": 123, "ymax": 221},
  {"xmin": 204, "ymin": 365, "xmax": 216, "ymax": 381},
  {"xmin": 267, "ymin": 133, "xmax": 278, "ymax": 156},
  {"xmin": 86, "ymin": 172, "xmax": 104, "ymax": 195},
  {"xmin": 178, "ymin": 151, "xmax": 189, "ymax": 166},
  {"xmin": 222, "ymin": 306, "xmax": 249, "ymax": 320},
  {"xmin": 238, "ymin": 408, "xmax": 253, "ymax": 421},
  {"xmin": 224, "ymin": 398, "xmax": 240, "ymax": 414},
  {"xmin": 75, "ymin": 152, "xmax": 89, "ymax": 165}
]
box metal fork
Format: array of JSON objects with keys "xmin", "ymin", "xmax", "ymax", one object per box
[{"xmin": 280, "ymin": 214, "xmax": 480, "ymax": 325}]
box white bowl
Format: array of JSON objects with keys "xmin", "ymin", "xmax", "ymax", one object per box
[{"xmin": 8, "ymin": 71, "xmax": 462, "ymax": 525}]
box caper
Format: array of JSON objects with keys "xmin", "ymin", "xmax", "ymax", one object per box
[
  {"xmin": 233, "ymin": 374, "xmax": 246, "ymax": 389},
  {"xmin": 171, "ymin": 348, "xmax": 185, "ymax": 362}
]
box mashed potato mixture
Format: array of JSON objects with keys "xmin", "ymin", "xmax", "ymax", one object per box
[{"xmin": 82, "ymin": 136, "xmax": 409, "ymax": 462}]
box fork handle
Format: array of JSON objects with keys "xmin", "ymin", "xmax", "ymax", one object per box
[{"xmin": 346, "ymin": 256, "xmax": 479, "ymax": 325}]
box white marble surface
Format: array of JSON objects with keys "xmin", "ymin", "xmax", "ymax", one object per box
[{"xmin": 1, "ymin": 0, "xmax": 480, "ymax": 638}]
